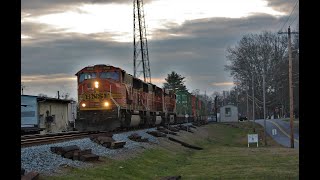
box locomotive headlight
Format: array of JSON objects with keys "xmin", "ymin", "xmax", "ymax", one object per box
[
  {"xmin": 81, "ymin": 103, "xmax": 86, "ymax": 107},
  {"xmin": 94, "ymin": 81, "xmax": 99, "ymax": 88},
  {"xmin": 104, "ymin": 101, "xmax": 109, "ymax": 107}
]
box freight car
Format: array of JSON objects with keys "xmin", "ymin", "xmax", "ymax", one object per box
[
  {"xmin": 191, "ymin": 95, "xmax": 208, "ymax": 121},
  {"xmin": 161, "ymin": 89, "xmax": 209, "ymax": 125},
  {"xmin": 75, "ymin": 64, "xmax": 177, "ymax": 131},
  {"xmin": 175, "ymin": 90, "xmax": 193, "ymax": 123}
]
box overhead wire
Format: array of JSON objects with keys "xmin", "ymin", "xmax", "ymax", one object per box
[
  {"xmin": 279, "ymin": 0, "xmax": 299, "ymax": 32},
  {"xmin": 288, "ymin": 12, "xmax": 299, "ymax": 27}
]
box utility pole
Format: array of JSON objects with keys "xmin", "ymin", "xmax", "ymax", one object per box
[
  {"xmin": 235, "ymin": 85, "xmax": 238, "ymax": 109},
  {"xmin": 214, "ymin": 96, "xmax": 218, "ymax": 122},
  {"xmin": 252, "ymin": 75, "xmax": 255, "ymax": 132},
  {"xmin": 246, "ymin": 81, "xmax": 249, "ymax": 119},
  {"xmin": 279, "ymin": 26, "xmax": 298, "ymax": 148},
  {"xmin": 234, "ymin": 81, "xmax": 239, "ymax": 121},
  {"xmin": 287, "ymin": 26, "xmax": 295, "ymax": 148},
  {"xmin": 205, "ymin": 90, "xmax": 207, "ymax": 118},
  {"xmin": 263, "ymin": 68, "xmax": 267, "ymax": 145},
  {"xmin": 21, "ymin": 84, "xmax": 25, "ymax": 95}
]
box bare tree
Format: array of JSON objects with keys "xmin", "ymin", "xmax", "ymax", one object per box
[
  {"xmin": 192, "ymin": 89, "xmax": 200, "ymax": 96},
  {"xmin": 225, "ymin": 31, "xmax": 297, "ymax": 118},
  {"xmin": 38, "ymin": 93, "xmax": 48, "ymax": 97},
  {"xmin": 61, "ymin": 93, "xmax": 70, "ymax": 99}
]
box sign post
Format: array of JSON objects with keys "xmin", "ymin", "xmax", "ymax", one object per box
[{"xmin": 248, "ymin": 134, "xmax": 258, "ymax": 147}]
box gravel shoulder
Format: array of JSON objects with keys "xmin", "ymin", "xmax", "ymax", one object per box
[
  {"xmin": 22, "ymin": 124, "xmax": 208, "ymax": 176},
  {"xmin": 21, "ymin": 128, "xmax": 160, "ymax": 176}
]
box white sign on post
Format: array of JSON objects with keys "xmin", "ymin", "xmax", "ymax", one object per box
[{"xmin": 248, "ymin": 134, "xmax": 258, "ymax": 147}]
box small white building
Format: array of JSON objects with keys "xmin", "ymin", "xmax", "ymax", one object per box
[
  {"xmin": 37, "ymin": 96, "xmax": 77, "ymax": 133},
  {"xmin": 21, "ymin": 95, "xmax": 77, "ymax": 134},
  {"xmin": 219, "ymin": 105, "xmax": 238, "ymax": 122}
]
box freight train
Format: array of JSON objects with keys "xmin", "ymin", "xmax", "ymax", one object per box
[
  {"xmin": 75, "ymin": 64, "xmax": 208, "ymax": 131},
  {"xmin": 175, "ymin": 90, "xmax": 208, "ymax": 123}
]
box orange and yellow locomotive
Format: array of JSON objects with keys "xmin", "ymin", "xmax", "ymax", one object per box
[{"xmin": 75, "ymin": 64, "xmax": 176, "ymax": 131}]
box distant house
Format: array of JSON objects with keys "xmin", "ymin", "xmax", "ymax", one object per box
[{"xmin": 219, "ymin": 105, "xmax": 238, "ymax": 122}]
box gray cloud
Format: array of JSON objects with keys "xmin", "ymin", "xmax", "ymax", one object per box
[
  {"xmin": 266, "ymin": 0, "xmax": 298, "ymax": 13},
  {"xmin": 266, "ymin": 0, "xmax": 299, "ymax": 30},
  {"xmin": 22, "ymin": 0, "xmax": 132, "ymax": 10},
  {"xmin": 22, "ymin": 36, "xmax": 132, "ymax": 76},
  {"xmin": 22, "ymin": 0, "xmax": 152, "ymax": 16},
  {"xmin": 21, "ymin": 0, "xmax": 297, "ymax": 98}
]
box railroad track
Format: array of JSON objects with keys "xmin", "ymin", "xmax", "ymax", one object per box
[
  {"xmin": 21, "ymin": 125, "xmax": 155, "ymax": 147},
  {"xmin": 21, "ymin": 122, "xmax": 197, "ymax": 148},
  {"xmin": 21, "ymin": 131, "xmax": 108, "ymax": 148}
]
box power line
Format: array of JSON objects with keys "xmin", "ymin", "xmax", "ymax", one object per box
[
  {"xmin": 280, "ymin": 0, "xmax": 299, "ymax": 32},
  {"xmin": 289, "ymin": 11, "xmax": 299, "ymax": 27}
]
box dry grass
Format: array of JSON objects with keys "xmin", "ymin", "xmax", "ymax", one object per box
[{"xmin": 40, "ymin": 122, "xmax": 299, "ymax": 180}]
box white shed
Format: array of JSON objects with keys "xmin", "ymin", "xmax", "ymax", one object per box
[
  {"xmin": 219, "ymin": 105, "xmax": 238, "ymax": 122},
  {"xmin": 37, "ymin": 97, "xmax": 74, "ymax": 133}
]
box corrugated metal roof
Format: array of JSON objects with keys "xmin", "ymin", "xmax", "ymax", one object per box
[
  {"xmin": 37, "ymin": 96, "xmax": 73, "ymax": 103},
  {"xmin": 22, "ymin": 95, "xmax": 73, "ymax": 103},
  {"xmin": 21, "ymin": 95, "xmax": 38, "ymax": 98}
]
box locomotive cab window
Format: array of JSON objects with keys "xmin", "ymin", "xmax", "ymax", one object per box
[
  {"xmin": 100, "ymin": 71, "xmax": 120, "ymax": 81},
  {"xmin": 79, "ymin": 72, "xmax": 97, "ymax": 82}
]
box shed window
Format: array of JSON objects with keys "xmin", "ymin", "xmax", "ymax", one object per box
[{"xmin": 225, "ymin": 108, "xmax": 231, "ymax": 117}]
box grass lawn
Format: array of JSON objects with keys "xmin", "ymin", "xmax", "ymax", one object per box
[{"xmin": 40, "ymin": 122, "xmax": 299, "ymax": 180}]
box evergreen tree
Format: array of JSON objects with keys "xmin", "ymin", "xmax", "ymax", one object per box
[{"xmin": 163, "ymin": 71, "xmax": 187, "ymax": 93}]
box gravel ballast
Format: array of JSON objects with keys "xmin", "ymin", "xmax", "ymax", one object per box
[{"xmin": 21, "ymin": 128, "xmax": 159, "ymax": 175}]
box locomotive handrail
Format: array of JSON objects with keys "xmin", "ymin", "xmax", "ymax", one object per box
[
  {"xmin": 109, "ymin": 92, "xmax": 120, "ymax": 118},
  {"xmin": 123, "ymin": 83, "xmax": 133, "ymax": 110},
  {"xmin": 123, "ymin": 84, "xmax": 132, "ymax": 99},
  {"xmin": 141, "ymin": 94, "xmax": 147, "ymax": 110}
]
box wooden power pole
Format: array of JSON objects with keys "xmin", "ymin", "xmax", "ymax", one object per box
[
  {"xmin": 252, "ymin": 75, "xmax": 255, "ymax": 132},
  {"xmin": 279, "ymin": 26, "xmax": 298, "ymax": 148}
]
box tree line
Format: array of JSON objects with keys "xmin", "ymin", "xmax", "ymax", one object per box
[
  {"xmin": 224, "ymin": 29, "xmax": 299, "ymax": 119},
  {"xmin": 163, "ymin": 28, "xmax": 299, "ymax": 119}
]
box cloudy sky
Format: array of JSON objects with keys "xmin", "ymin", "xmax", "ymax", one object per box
[{"xmin": 21, "ymin": 0, "xmax": 299, "ymax": 100}]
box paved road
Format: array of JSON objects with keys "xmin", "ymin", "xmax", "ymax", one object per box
[{"xmin": 253, "ymin": 119, "xmax": 299, "ymax": 149}]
